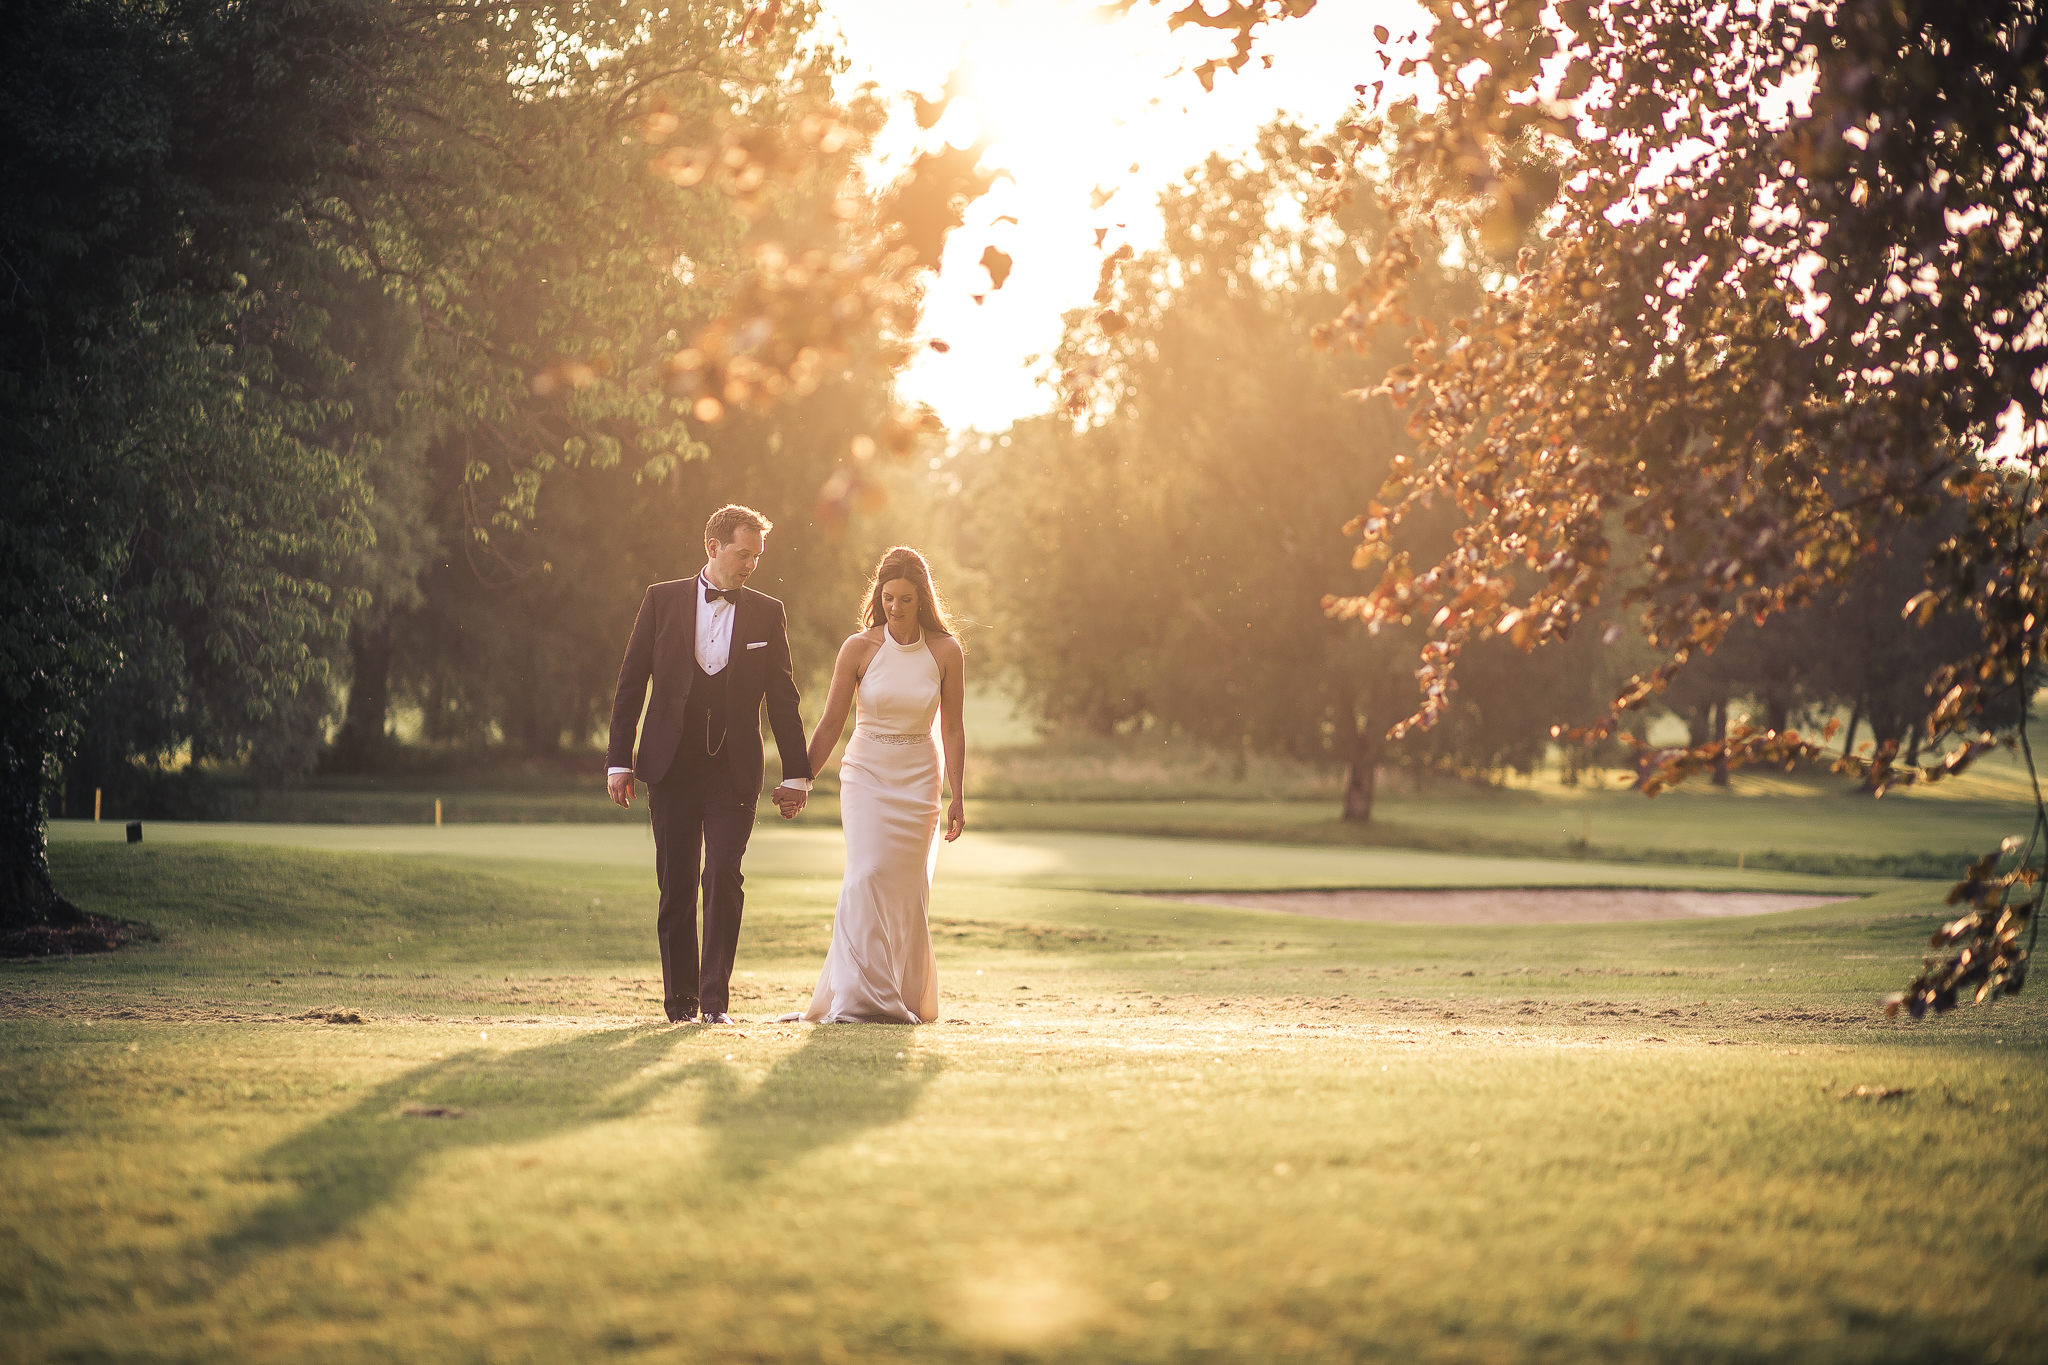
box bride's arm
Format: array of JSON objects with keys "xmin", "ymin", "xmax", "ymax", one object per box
[
  {"xmin": 937, "ymin": 637, "xmax": 967, "ymax": 840},
  {"xmin": 805, "ymin": 636, "xmax": 866, "ymax": 781}
]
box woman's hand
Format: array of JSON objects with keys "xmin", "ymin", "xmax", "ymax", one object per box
[{"xmin": 945, "ymin": 795, "xmax": 966, "ymax": 842}]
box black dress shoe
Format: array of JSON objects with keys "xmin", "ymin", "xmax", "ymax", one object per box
[
  {"xmin": 666, "ymin": 1007, "xmax": 698, "ymax": 1023},
  {"xmin": 702, "ymin": 1011, "xmax": 736, "ymax": 1025}
]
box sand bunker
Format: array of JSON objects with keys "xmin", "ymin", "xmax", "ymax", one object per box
[{"xmin": 1154, "ymin": 887, "xmax": 1859, "ymax": 926}]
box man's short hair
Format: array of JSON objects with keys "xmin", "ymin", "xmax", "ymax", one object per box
[{"xmin": 705, "ymin": 504, "xmax": 771, "ymax": 545}]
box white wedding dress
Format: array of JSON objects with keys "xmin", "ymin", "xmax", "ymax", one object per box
[{"xmin": 803, "ymin": 630, "xmax": 943, "ymax": 1023}]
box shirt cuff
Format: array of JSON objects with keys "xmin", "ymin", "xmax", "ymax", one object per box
[
  {"xmin": 607, "ymin": 767, "xmax": 632, "ymax": 776},
  {"xmin": 775, "ymin": 777, "xmax": 813, "ymax": 791}
]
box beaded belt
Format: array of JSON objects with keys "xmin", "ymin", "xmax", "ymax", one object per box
[{"xmin": 858, "ymin": 730, "xmax": 930, "ymax": 745}]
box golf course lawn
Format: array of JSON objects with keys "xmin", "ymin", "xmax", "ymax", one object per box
[{"xmin": 4, "ymin": 826, "xmax": 2043, "ymax": 1363}]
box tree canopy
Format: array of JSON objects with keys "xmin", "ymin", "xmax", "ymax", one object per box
[
  {"xmin": 1310, "ymin": 1, "xmax": 2043, "ymax": 779},
  {"xmin": 1, "ymin": 0, "xmax": 908, "ymax": 942},
  {"xmin": 1, "ymin": 0, "xmax": 382, "ymax": 943},
  {"xmin": 1028, "ymin": 0, "xmax": 2042, "ymax": 1017},
  {"xmin": 959, "ymin": 124, "xmax": 1637, "ymax": 818},
  {"xmin": 1293, "ymin": 0, "xmax": 2045, "ymax": 1015}
]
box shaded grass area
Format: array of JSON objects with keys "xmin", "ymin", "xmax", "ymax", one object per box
[{"xmin": 2, "ymin": 843, "xmax": 2044, "ymax": 1362}]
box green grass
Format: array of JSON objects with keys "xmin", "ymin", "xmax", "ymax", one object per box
[
  {"xmin": 3, "ymin": 836, "xmax": 2044, "ymax": 1363},
  {"xmin": 951, "ymin": 785, "xmax": 2023, "ymax": 879},
  {"xmin": 47, "ymin": 818, "xmax": 1888, "ymax": 894},
  {"xmin": 68, "ymin": 733, "xmax": 2032, "ymax": 885}
]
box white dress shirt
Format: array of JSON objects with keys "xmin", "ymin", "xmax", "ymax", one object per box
[
  {"xmin": 609, "ymin": 571, "xmax": 810, "ymax": 789},
  {"xmin": 695, "ymin": 571, "xmax": 736, "ymax": 675}
]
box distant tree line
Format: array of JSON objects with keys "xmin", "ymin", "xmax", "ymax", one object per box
[{"xmin": 946, "ymin": 125, "xmax": 2013, "ymax": 820}]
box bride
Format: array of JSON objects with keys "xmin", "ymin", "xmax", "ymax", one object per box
[{"xmin": 797, "ymin": 547, "xmax": 966, "ymax": 1024}]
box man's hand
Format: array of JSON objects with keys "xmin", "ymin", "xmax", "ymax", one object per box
[
  {"xmin": 607, "ymin": 771, "xmax": 635, "ymax": 809},
  {"xmin": 772, "ymin": 784, "xmax": 808, "ymax": 820}
]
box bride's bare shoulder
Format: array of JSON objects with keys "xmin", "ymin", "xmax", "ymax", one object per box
[
  {"xmin": 838, "ymin": 629, "xmax": 883, "ymax": 660},
  {"xmin": 927, "ymin": 632, "xmax": 965, "ymax": 666}
]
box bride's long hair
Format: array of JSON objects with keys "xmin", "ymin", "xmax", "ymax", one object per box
[{"xmin": 860, "ymin": 546, "xmax": 955, "ymax": 640}]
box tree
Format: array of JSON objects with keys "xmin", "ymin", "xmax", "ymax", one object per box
[
  {"xmin": 2, "ymin": 0, "xmax": 381, "ymax": 946},
  {"xmin": 1274, "ymin": 0, "xmax": 2044, "ymax": 1012},
  {"xmin": 1639, "ymin": 500, "xmax": 1993, "ymax": 788},
  {"xmin": 320, "ymin": 278, "xmax": 439, "ymax": 775},
  {"xmin": 386, "ymin": 374, "xmax": 889, "ymax": 760},
  {"xmin": 1052, "ymin": 0, "xmax": 2040, "ymax": 1014},
  {"xmin": 335, "ymin": 0, "xmax": 896, "ymax": 762},
  {"xmin": 6, "ymin": 0, "xmax": 891, "ymax": 942},
  {"xmin": 1804, "ymin": 502, "xmax": 1999, "ymax": 781},
  {"xmin": 963, "ymin": 125, "xmax": 1629, "ymax": 818}
]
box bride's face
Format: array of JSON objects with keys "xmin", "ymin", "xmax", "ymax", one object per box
[{"xmin": 879, "ymin": 578, "xmax": 919, "ymax": 632}]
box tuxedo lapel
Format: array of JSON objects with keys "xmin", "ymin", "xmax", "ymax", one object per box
[
  {"xmin": 726, "ymin": 589, "xmax": 755, "ymax": 704},
  {"xmin": 677, "ymin": 574, "xmax": 701, "ymax": 698}
]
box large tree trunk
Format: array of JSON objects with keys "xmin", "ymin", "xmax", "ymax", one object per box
[
  {"xmin": 1, "ymin": 724, "xmax": 125, "ymax": 954},
  {"xmin": 1710, "ymin": 698, "xmax": 1731, "ymax": 787},
  {"xmin": 512, "ymin": 692, "xmax": 564, "ymax": 757},
  {"xmin": 328, "ymin": 621, "xmax": 393, "ymax": 773},
  {"xmin": 1861, "ymin": 700, "xmax": 1912, "ymax": 794},
  {"xmin": 1685, "ymin": 705, "xmax": 1711, "ymax": 748},
  {"xmin": 1342, "ymin": 715, "xmax": 1380, "ymax": 823}
]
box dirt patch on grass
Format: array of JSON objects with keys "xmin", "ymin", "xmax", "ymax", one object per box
[
  {"xmin": 1153, "ymin": 887, "xmax": 1858, "ymax": 925},
  {"xmin": 1, "ymin": 913, "xmax": 150, "ymax": 959}
]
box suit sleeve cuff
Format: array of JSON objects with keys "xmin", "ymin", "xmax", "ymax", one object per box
[
  {"xmin": 607, "ymin": 767, "xmax": 632, "ymax": 776},
  {"xmin": 775, "ymin": 777, "xmax": 813, "ymax": 791}
]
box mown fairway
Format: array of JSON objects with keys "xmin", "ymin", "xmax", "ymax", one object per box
[
  {"xmin": 4, "ymin": 828, "xmax": 2044, "ymax": 1364},
  {"xmin": 87, "ymin": 747, "xmax": 2038, "ymax": 883}
]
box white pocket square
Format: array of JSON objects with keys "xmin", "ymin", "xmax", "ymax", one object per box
[{"xmin": 745, "ymin": 640, "xmax": 768, "ymax": 650}]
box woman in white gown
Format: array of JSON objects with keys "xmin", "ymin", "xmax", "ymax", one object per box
[{"xmin": 799, "ymin": 547, "xmax": 966, "ymax": 1024}]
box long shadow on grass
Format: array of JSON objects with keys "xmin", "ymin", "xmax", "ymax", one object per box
[
  {"xmin": 206, "ymin": 1026, "xmax": 686, "ymax": 1265},
  {"xmin": 693, "ymin": 1024, "xmax": 943, "ymax": 1180}
]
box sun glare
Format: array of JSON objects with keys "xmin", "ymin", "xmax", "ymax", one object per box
[{"xmin": 820, "ymin": 0, "xmax": 1423, "ymax": 431}]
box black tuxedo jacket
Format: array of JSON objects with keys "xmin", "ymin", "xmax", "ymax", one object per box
[{"xmin": 605, "ymin": 578, "xmax": 812, "ymax": 792}]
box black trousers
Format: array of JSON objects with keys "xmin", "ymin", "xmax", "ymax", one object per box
[{"xmin": 647, "ymin": 744, "xmax": 755, "ymax": 1019}]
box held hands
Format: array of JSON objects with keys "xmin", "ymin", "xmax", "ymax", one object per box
[
  {"xmin": 945, "ymin": 795, "xmax": 965, "ymax": 842},
  {"xmin": 607, "ymin": 771, "xmax": 635, "ymax": 809},
  {"xmin": 772, "ymin": 784, "xmax": 809, "ymax": 820}
]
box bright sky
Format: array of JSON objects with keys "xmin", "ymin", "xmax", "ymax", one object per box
[{"xmin": 816, "ymin": 0, "xmax": 1425, "ymax": 431}]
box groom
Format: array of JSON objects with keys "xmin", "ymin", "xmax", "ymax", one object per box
[{"xmin": 606, "ymin": 504, "xmax": 812, "ymax": 1024}]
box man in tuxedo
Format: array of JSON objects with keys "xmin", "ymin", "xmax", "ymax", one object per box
[{"xmin": 606, "ymin": 504, "xmax": 812, "ymax": 1024}]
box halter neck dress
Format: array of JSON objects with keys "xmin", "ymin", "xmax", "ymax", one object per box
[{"xmin": 803, "ymin": 628, "xmax": 943, "ymax": 1023}]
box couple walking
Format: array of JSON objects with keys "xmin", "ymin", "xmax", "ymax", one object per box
[{"xmin": 604, "ymin": 504, "xmax": 966, "ymax": 1026}]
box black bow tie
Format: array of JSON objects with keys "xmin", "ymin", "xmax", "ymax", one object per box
[{"xmin": 703, "ymin": 581, "xmax": 740, "ymax": 604}]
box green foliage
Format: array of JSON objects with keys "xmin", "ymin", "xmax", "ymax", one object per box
[
  {"xmin": 299, "ymin": 0, "xmax": 904, "ymax": 761},
  {"xmin": 1, "ymin": 0, "xmax": 381, "ymax": 929},
  {"xmin": 1316, "ymin": 3, "xmax": 2044, "ymax": 774},
  {"xmin": 1648, "ymin": 500, "xmax": 2021, "ymax": 784},
  {"xmin": 13, "ymin": 0, "xmax": 906, "ymax": 817},
  {"xmin": 962, "ymin": 126, "xmax": 1630, "ymax": 810},
  {"xmin": 388, "ymin": 381, "xmax": 888, "ymax": 753},
  {"xmin": 1201, "ymin": 0, "xmax": 2048, "ymax": 1013}
]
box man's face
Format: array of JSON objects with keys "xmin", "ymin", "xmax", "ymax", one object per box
[{"xmin": 705, "ymin": 526, "xmax": 765, "ymax": 588}]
